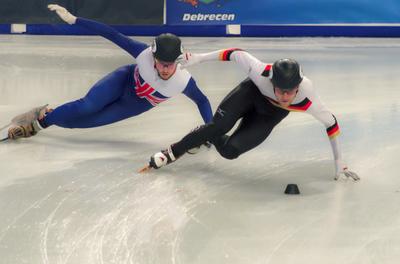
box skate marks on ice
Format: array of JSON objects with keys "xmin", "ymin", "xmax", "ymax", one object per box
[
  {"xmin": 0, "ymin": 156, "xmax": 201, "ymax": 264},
  {"xmin": 1, "ymin": 139, "xmax": 400, "ymax": 264}
]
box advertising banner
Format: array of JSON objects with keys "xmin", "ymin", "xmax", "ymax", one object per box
[{"xmin": 167, "ymin": 0, "xmax": 400, "ymax": 25}]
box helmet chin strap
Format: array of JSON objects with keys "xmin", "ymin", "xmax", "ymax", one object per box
[
  {"xmin": 151, "ymin": 39, "xmax": 157, "ymax": 53},
  {"xmin": 153, "ymin": 57, "xmax": 157, "ymax": 69}
]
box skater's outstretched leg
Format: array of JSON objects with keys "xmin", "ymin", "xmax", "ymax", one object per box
[
  {"xmin": 41, "ymin": 65, "xmax": 133, "ymax": 129},
  {"xmin": 7, "ymin": 65, "xmax": 150, "ymax": 141}
]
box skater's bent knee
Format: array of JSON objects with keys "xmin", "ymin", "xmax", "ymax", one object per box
[{"xmin": 219, "ymin": 145, "xmax": 240, "ymax": 160}]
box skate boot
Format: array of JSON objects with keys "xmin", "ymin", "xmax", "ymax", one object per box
[
  {"xmin": 8, "ymin": 104, "xmax": 52, "ymax": 140},
  {"xmin": 149, "ymin": 146, "xmax": 177, "ymax": 169}
]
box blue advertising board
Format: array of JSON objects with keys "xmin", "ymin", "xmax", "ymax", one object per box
[{"xmin": 167, "ymin": 0, "xmax": 400, "ymax": 25}]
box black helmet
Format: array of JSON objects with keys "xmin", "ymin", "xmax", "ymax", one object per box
[
  {"xmin": 152, "ymin": 33, "xmax": 183, "ymax": 62},
  {"xmin": 271, "ymin": 59, "xmax": 303, "ymax": 90}
]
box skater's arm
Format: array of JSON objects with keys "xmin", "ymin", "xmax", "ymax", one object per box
[
  {"xmin": 182, "ymin": 78, "xmax": 213, "ymax": 123},
  {"xmin": 307, "ymin": 90, "xmax": 360, "ymax": 181},
  {"xmin": 76, "ymin": 18, "xmax": 147, "ymax": 57},
  {"xmin": 310, "ymin": 106, "xmax": 359, "ymax": 180},
  {"xmin": 48, "ymin": 4, "xmax": 147, "ymax": 58},
  {"xmin": 179, "ymin": 49, "xmax": 265, "ymax": 75},
  {"xmin": 307, "ymin": 95, "xmax": 342, "ymax": 160}
]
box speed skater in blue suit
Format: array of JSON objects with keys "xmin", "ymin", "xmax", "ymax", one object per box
[{"xmin": 6, "ymin": 4, "xmax": 212, "ymax": 140}]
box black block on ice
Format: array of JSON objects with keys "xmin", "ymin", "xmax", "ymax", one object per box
[{"xmin": 284, "ymin": 184, "xmax": 300, "ymax": 195}]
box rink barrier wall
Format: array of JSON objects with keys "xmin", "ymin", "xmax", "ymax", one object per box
[
  {"xmin": 1, "ymin": 24, "xmax": 400, "ymax": 37},
  {"xmin": 0, "ymin": 24, "xmax": 10, "ymax": 34}
]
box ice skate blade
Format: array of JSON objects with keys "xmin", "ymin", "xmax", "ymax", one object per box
[
  {"xmin": 138, "ymin": 164, "xmax": 152, "ymax": 173},
  {"xmin": 0, "ymin": 124, "xmax": 11, "ymax": 142}
]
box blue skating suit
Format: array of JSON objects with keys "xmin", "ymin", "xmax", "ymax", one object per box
[{"xmin": 41, "ymin": 18, "xmax": 212, "ymax": 128}]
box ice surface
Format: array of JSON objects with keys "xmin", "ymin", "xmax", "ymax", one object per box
[{"xmin": 0, "ymin": 35, "xmax": 399, "ymax": 264}]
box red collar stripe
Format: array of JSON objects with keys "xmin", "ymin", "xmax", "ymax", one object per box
[
  {"xmin": 267, "ymin": 97, "xmax": 312, "ymax": 112},
  {"xmin": 288, "ymin": 98, "xmax": 312, "ymax": 111}
]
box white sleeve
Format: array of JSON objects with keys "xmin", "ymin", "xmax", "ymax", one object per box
[
  {"xmin": 197, "ymin": 49, "xmax": 266, "ymax": 76},
  {"xmin": 329, "ymin": 136, "xmax": 342, "ymax": 161},
  {"xmin": 225, "ymin": 49, "xmax": 266, "ymax": 76},
  {"xmin": 305, "ymin": 83, "xmax": 342, "ymax": 160},
  {"xmin": 308, "ymin": 98, "xmax": 337, "ymax": 129}
]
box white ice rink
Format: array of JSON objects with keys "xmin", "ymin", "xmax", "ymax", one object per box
[{"xmin": 0, "ymin": 35, "xmax": 399, "ymax": 264}]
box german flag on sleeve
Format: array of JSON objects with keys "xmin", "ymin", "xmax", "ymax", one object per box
[
  {"xmin": 261, "ymin": 64, "xmax": 273, "ymax": 77},
  {"xmin": 219, "ymin": 48, "xmax": 243, "ymax": 61},
  {"xmin": 326, "ymin": 115, "xmax": 340, "ymax": 139}
]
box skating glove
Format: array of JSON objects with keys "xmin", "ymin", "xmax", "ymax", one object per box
[
  {"xmin": 177, "ymin": 53, "xmax": 203, "ymax": 68},
  {"xmin": 48, "ymin": 4, "xmax": 77, "ymax": 25},
  {"xmin": 334, "ymin": 159, "xmax": 360, "ymax": 181}
]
